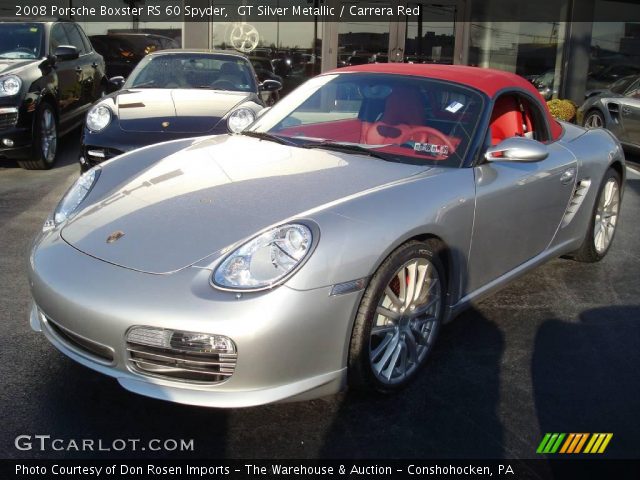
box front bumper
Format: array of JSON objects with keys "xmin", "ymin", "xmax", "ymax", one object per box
[
  {"xmin": 0, "ymin": 107, "xmax": 33, "ymax": 159},
  {"xmin": 80, "ymin": 126, "xmax": 227, "ymax": 171},
  {"xmin": 28, "ymin": 231, "xmax": 359, "ymax": 407}
]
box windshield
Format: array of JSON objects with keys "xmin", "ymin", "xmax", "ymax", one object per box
[
  {"xmin": 249, "ymin": 73, "xmax": 484, "ymax": 166},
  {"xmin": 125, "ymin": 53, "xmax": 257, "ymax": 92},
  {"xmin": 0, "ymin": 23, "xmax": 43, "ymax": 59},
  {"xmin": 609, "ymin": 75, "xmax": 639, "ymax": 94}
]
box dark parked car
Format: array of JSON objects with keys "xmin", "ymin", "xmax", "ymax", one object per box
[
  {"xmin": 89, "ymin": 33, "xmax": 180, "ymax": 78},
  {"xmin": 578, "ymin": 74, "xmax": 640, "ymax": 152},
  {"xmin": 249, "ymin": 56, "xmax": 283, "ymax": 105},
  {"xmin": 80, "ymin": 50, "xmax": 281, "ymax": 171},
  {"xmin": 0, "ymin": 18, "xmax": 107, "ymax": 169}
]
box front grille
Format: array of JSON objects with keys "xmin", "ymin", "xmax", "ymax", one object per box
[
  {"xmin": 0, "ymin": 108, "xmax": 18, "ymax": 130},
  {"xmin": 127, "ymin": 343, "xmax": 237, "ymax": 384},
  {"xmin": 46, "ymin": 317, "xmax": 115, "ymax": 364}
]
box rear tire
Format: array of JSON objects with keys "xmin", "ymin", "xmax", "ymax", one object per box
[
  {"xmin": 571, "ymin": 168, "xmax": 621, "ymax": 262},
  {"xmin": 18, "ymin": 102, "xmax": 58, "ymax": 170},
  {"xmin": 348, "ymin": 240, "xmax": 446, "ymax": 393}
]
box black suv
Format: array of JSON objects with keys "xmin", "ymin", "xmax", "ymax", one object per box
[{"xmin": 0, "ymin": 19, "xmax": 107, "ymax": 169}]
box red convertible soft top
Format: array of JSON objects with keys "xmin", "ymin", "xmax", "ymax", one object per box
[{"xmin": 331, "ymin": 64, "xmax": 563, "ymax": 140}]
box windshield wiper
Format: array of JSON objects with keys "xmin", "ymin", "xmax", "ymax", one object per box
[
  {"xmin": 240, "ymin": 131, "xmax": 298, "ymax": 146},
  {"xmin": 300, "ymin": 141, "xmax": 394, "ymax": 161}
]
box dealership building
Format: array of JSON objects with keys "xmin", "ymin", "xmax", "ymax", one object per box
[{"xmin": 57, "ymin": 0, "xmax": 640, "ymax": 103}]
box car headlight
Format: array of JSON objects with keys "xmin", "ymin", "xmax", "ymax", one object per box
[
  {"xmin": 212, "ymin": 223, "xmax": 314, "ymax": 291},
  {"xmin": 86, "ymin": 104, "xmax": 112, "ymax": 132},
  {"xmin": 227, "ymin": 107, "xmax": 256, "ymax": 134},
  {"xmin": 0, "ymin": 75, "xmax": 21, "ymax": 96},
  {"xmin": 43, "ymin": 166, "xmax": 101, "ymax": 230}
]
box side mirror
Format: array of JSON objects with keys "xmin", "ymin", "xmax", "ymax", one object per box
[
  {"xmin": 485, "ymin": 136, "xmax": 549, "ymax": 162},
  {"xmin": 260, "ymin": 79, "xmax": 282, "ymax": 92},
  {"xmin": 108, "ymin": 76, "xmax": 125, "ymax": 91},
  {"xmin": 53, "ymin": 45, "xmax": 79, "ymax": 61}
]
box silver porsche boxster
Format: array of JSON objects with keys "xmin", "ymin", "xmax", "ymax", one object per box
[{"xmin": 28, "ymin": 64, "xmax": 625, "ymax": 407}]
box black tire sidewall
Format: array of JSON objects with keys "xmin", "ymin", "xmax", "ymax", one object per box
[{"xmin": 348, "ymin": 240, "xmax": 446, "ymax": 393}]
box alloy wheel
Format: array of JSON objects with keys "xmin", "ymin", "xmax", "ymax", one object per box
[
  {"xmin": 369, "ymin": 258, "xmax": 441, "ymax": 385},
  {"xmin": 41, "ymin": 108, "xmax": 57, "ymax": 164},
  {"xmin": 594, "ymin": 177, "xmax": 620, "ymax": 254},
  {"xmin": 585, "ymin": 112, "xmax": 603, "ymax": 129}
]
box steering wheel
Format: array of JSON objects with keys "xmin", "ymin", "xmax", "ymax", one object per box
[
  {"xmin": 210, "ymin": 80, "xmax": 236, "ymax": 91},
  {"xmin": 403, "ymin": 126, "xmax": 455, "ymax": 160}
]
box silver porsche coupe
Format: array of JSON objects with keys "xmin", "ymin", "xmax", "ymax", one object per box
[{"xmin": 28, "ymin": 64, "xmax": 625, "ymax": 407}]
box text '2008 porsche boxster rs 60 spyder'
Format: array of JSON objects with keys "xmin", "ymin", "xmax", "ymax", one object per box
[{"xmin": 29, "ymin": 64, "xmax": 624, "ymax": 407}]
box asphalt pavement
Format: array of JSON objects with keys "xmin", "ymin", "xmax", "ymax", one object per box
[{"xmin": 1, "ymin": 131, "xmax": 639, "ymax": 461}]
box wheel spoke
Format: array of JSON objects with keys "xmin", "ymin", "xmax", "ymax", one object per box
[
  {"xmin": 371, "ymin": 324, "xmax": 396, "ymax": 336},
  {"xmin": 412, "ymin": 263, "xmax": 429, "ymax": 303},
  {"xmin": 371, "ymin": 332, "xmax": 394, "ymax": 362},
  {"xmin": 384, "ymin": 286, "xmax": 403, "ymax": 309},
  {"xmin": 405, "ymin": 331, "xmax": 419, "ymax": 364},
  {"xmin": 373, "ymin": 333, "xmax": 399, "ymax": 374},
  {"xmin": 376, "ymin": 305, "xmax": 400, "ymax": 321},
  {"xmin": 411, "ymin": 296, "xmax": 439, "ymax": 318},
  {"xmin": 398, "ymin": 274, "xmax": 408, "ymax": 308},
  {"xmin": 404, "ymin": 262, "xmax": 417, "ymax": 308},
  {"xmin": 381, "ymin": 342, "xmax": 402, "ymax": 380}
]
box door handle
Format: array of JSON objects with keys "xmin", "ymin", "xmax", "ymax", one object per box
[
  {"xmin": 622, "ymin": 107, "xmax": 632, "ymax": 115},
  {"xmin": 560, "ymin": 168, "xmax": 576, "ymax": 185}
]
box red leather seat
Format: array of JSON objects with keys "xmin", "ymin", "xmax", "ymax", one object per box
[
  {"xmin": 362, "ymin": 87, "xmax": 426, "ymax": 144},
  {"xmin": 489, "ymin": 95, "xmax": 523, "ymax": 145}
]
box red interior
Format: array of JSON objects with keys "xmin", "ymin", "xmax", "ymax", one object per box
[
  {"xmin": 277, "ymin": 86, "xmax": 463, "ymax": 161},
  {"xmin": 489, "ymin": 96, "xmax": 523, "ymax": 146},
  {"xmin": 334, "ymin": 64, "xmax": 564, "ymax": 141}
]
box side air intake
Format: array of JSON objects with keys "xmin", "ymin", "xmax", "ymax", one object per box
[{"xmin": 561, "ymin": 179, "xmax": 592, "ymax": 228}]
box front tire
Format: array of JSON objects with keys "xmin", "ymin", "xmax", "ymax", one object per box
[
  {"xmin": 348, "ymin": 240, "xmax": 446, "ymax": 393},
  {"xmin": 18, "ymin": 102, "xmax": 58, "ymax": 170},
  {"xmin": 572, "ymin": 168, "xmax": 621, "ymax": 262}
]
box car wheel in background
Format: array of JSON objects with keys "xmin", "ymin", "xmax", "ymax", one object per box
[
  {"xmin": 18, "ymin": 102, "xmax": 58, "ymax": 170},
  {"xmin": 348, "ymin": 240, "xmax": 446, "ymax": 393},
  {"xmin": 572, "ymin": 168, "xmax": 622, "ymax": 262},
  {"xmin": 584, "ymin": 110, "xmax": 605, "ymax": 129}
]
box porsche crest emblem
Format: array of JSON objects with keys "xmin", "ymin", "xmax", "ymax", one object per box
[
  {"xmin": 162, "ymin": 121, "xmax": 170, "ymax": 128},
  {"xmin": 106, "ymin": 231, "xmax": 125, "ymax": 243}
]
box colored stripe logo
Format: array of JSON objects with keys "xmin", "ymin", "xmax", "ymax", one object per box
[{"xmin": 537, "ymin": 433, "xmax": 613, "ymax": 454}]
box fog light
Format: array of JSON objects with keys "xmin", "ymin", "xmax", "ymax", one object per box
[
  {"xmin": 2, "ymin": 138, "xmax": 14, "ymax": 147},
  {"xmin": 87, "ymin": 149, "xmax": 105, "ymax": 158},
  {"xmin": 126, "ymin": 327, "xmax": 235, "ymax": 354}
]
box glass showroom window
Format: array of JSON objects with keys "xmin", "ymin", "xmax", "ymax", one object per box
[{"xmin": 588, "ymin": 2, "xmax": 640, "ymax": 92}]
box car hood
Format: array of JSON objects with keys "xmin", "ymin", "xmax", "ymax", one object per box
[
  {"xmin": 0, "ymin": 58, "xmax": 37, "ymax": 75},
  {"xmin": 61, "ymin": 135, "xmax": 429, "ymax": 274},
  {"xmin": 114, "ymin": 89, "xmax": 251, "ymax": 133}
]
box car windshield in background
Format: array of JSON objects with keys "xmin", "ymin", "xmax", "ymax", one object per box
[
  {"xmin": 250, "ymin": 73, "xmax": 484, "ymax": 167},
  {"xmin": 608, "ymin": 75, "xmax": 639, "ymax": 95},
  {"xmin": 125, "ymin": 54, "xmax": 256, "ymax": 92},
  {"xmin": 0, "ymin": 23, "xmax": 43, "ymax": 59}
]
